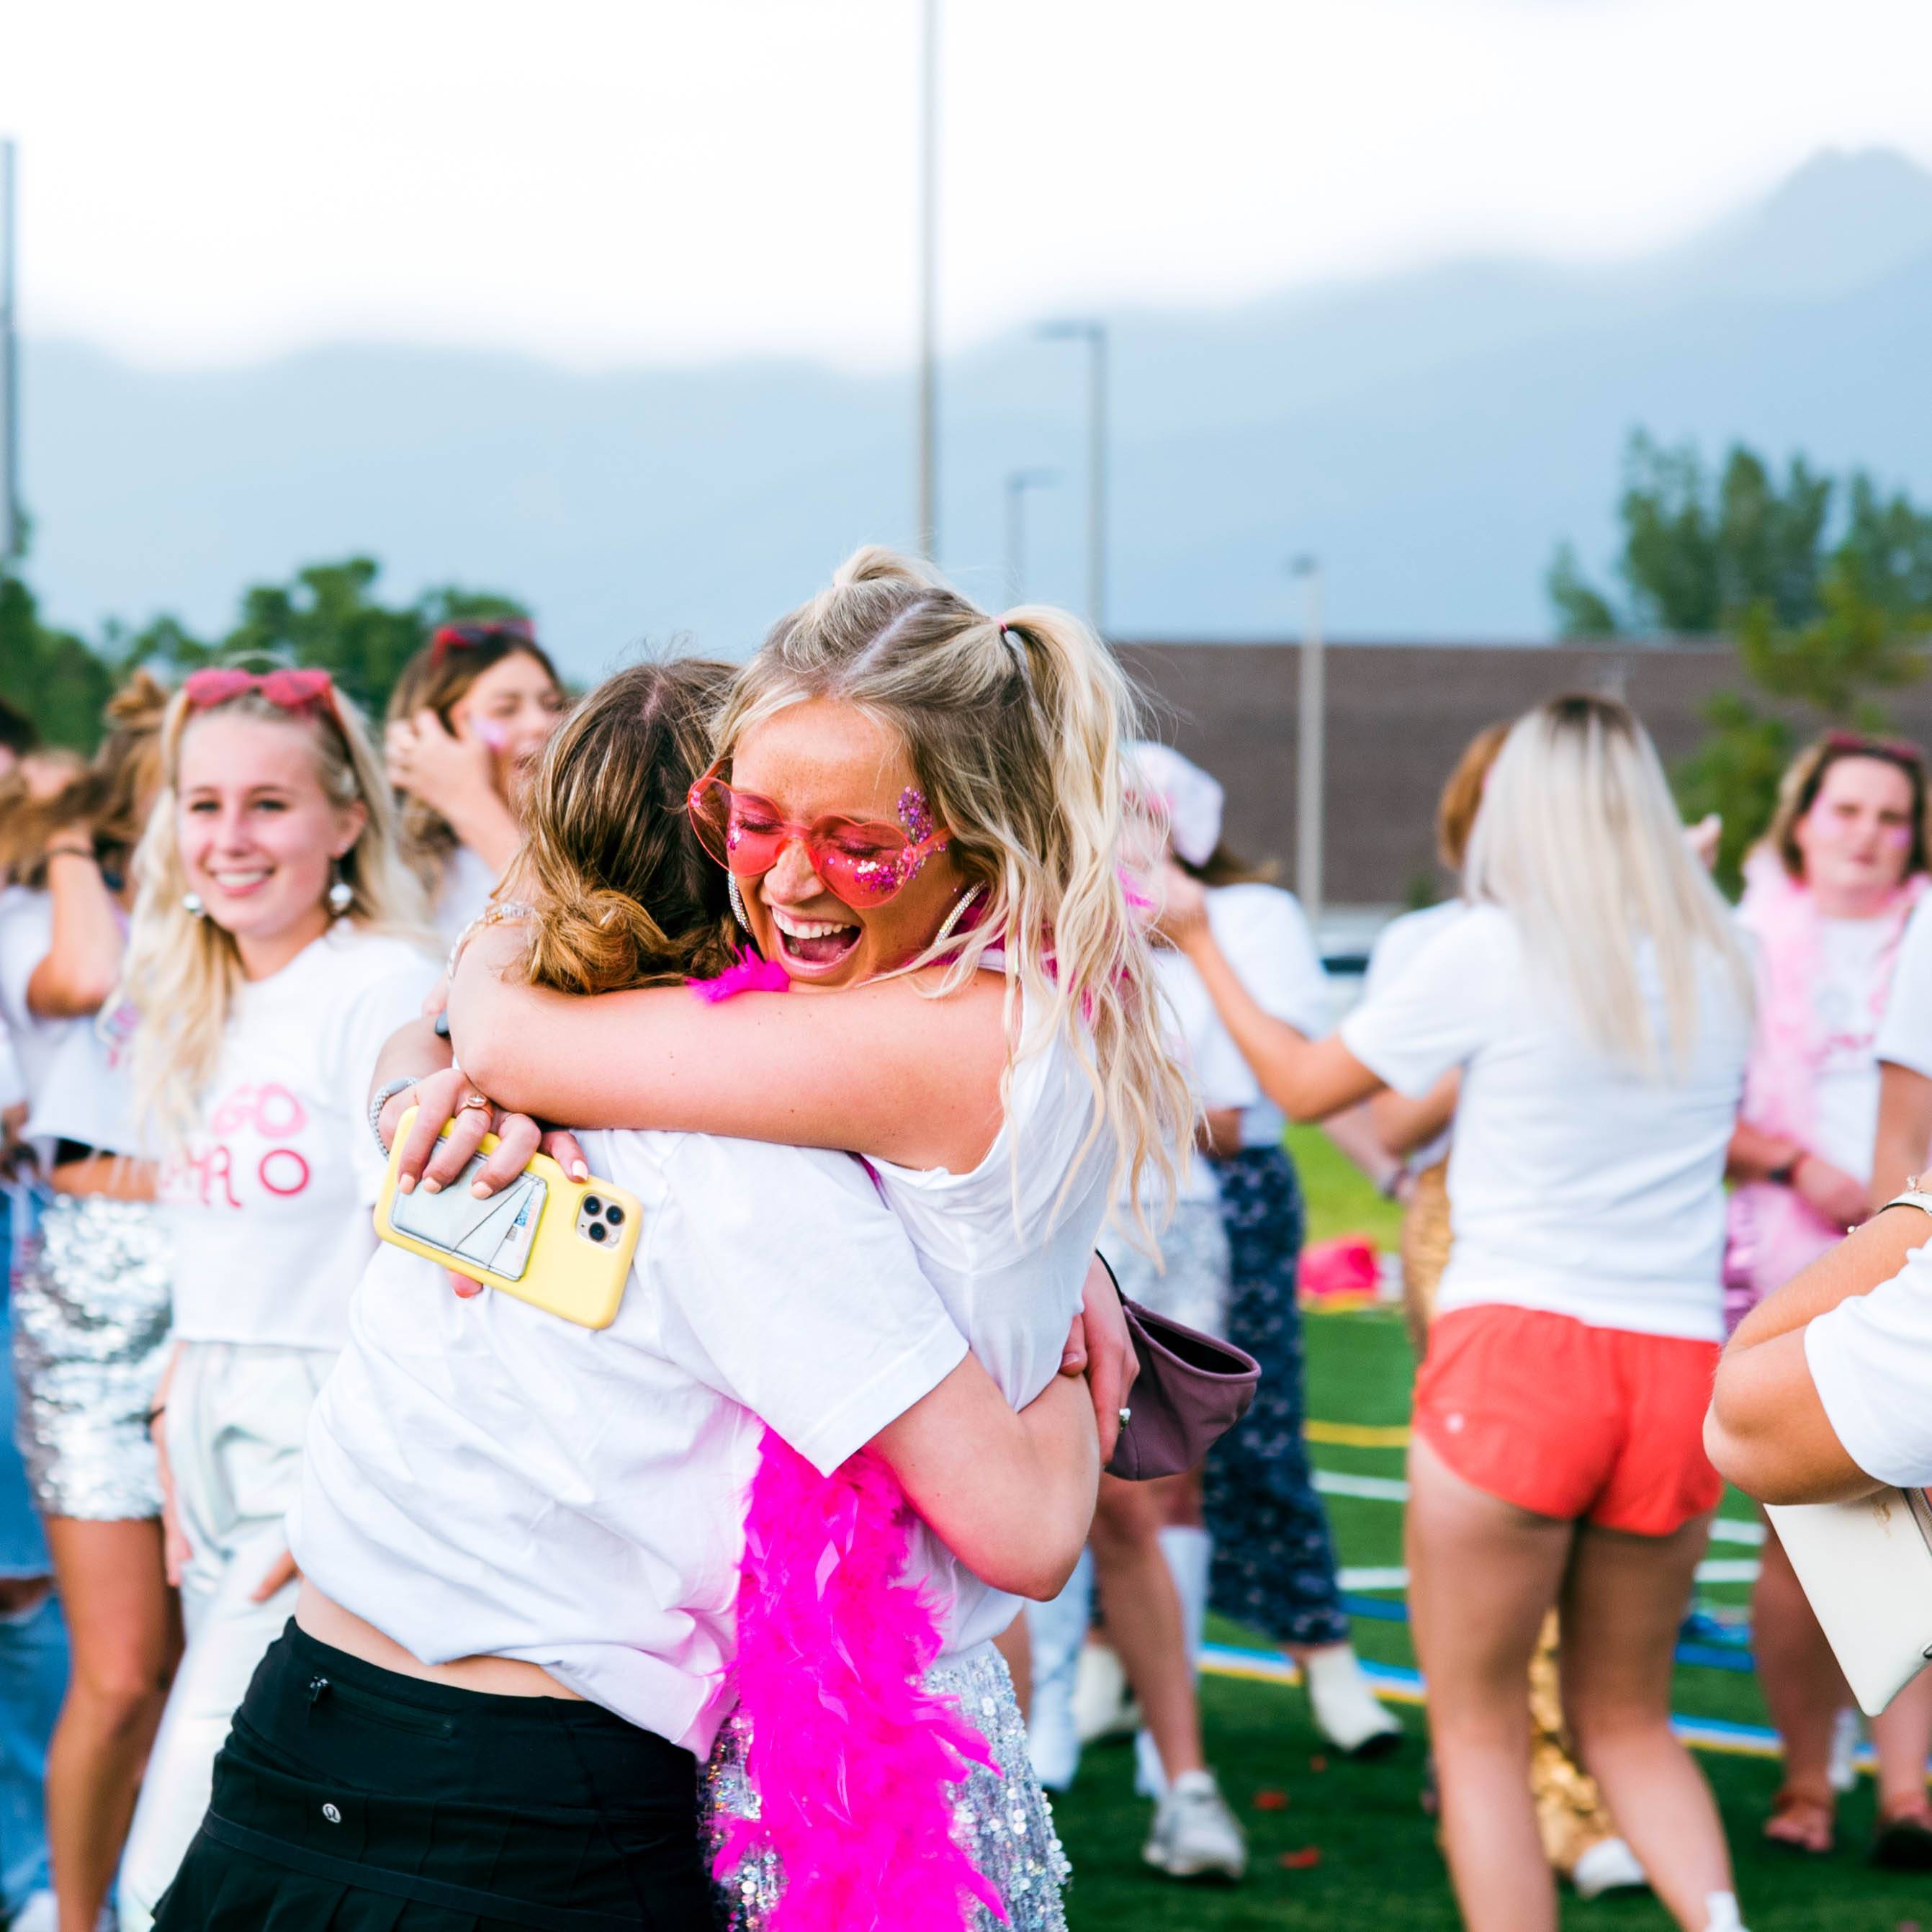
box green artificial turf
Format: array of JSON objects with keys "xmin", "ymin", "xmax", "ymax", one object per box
[{"xmin": 1050, "ymin": 1245, "xmax": 1927, "ymax": 1928}]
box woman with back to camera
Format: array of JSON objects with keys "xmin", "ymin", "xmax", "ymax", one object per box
[
  {"xmin": 113, "ymin": 668, "xmax": 436, "ymax": 1929},
  {"xmin": 0, "ymin": 674, "xmax": 174, "ymax": 1932},
  {"xmin": 385, "ymin": 615, "xmax": 567, "ymax": 940},
  {"xmin": 1161, "ymin": 694, "xmax": 1755, "ymax": 1932},
  {"xmin": 1720, "ymin": 730, "xmax": 1932, "ymax": 1866},
  {"xmin": 395, "ymin": 552, "xmax": 1242, "ymax": 1902},
  {"xmin": 153, "ymin": 655, "xmax": 1110, "ymax": 1931}
]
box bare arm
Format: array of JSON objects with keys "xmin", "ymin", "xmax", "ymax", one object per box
[
  {"xmin": 446, "ymin": 919, "xmax": 1007, "ymax": 1171},
  {"xmin": 1167, "ymin": 913, "xmax": 1381, "ymax": 1123},
  {"xmin": 1872, "ymin": 1062, "xmax": 1932, "ymax": 1210},
  {"xmin": 1704, "ymin": 1208, "xmax": 1926, "ymax": 1505},
  {"xmin": 1727, "ymin": 1118, "xmax": 1804, "ymax": 1184},
  {"xmin": 871, "ymin": 1354, "xmax": 1100, "ymax": 1601},
  {"xmin": 27, "ymin": 847, "xmax": 125, "ymax": 1019},
  {"xmin": 1370, "ymin": 1072, "xmax": 1458, "ymax": 1162}
]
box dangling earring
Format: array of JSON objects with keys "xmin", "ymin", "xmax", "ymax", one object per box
[
  {"xmin": 327, "ymin": 860, "xmax": 354, "ymax": 918},
  {"xmin": 727, "ymin": 876, "xmax": 752, "ymax": 930},
  {"xmin": 930, "ymin": 885, "xmax": 981, "ymax": 952},
  {"xmin": 181, "ymin": 891, "xmax": 206, "ymax": 920}
]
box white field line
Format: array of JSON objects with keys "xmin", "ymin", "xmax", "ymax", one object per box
[
  {"xmin": 1312, "ymin": 1468, "xmax": 1766, "ymax": 1545},
  {"xmin": 1336, "ymin": 1558, "xmax": 1757, "ymax": 1594}
]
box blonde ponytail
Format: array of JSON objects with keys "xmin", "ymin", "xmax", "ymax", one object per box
[{"xmin": 718, "ymin": 551, "xmax": 1193, "ymax": 1228}]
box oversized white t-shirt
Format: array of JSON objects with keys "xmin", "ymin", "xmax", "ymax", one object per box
[
  {"xmin": 1876, "ymin": 892, "xmax": 1932, "ymax": 1084},
  {"xmin": 1797, "ymin": 916, "xmax": 1900, "ymax": 1180},
  {"xmin": 292, "ymin": 1133, "xmax": 971, "ymax": 1757},
  {"xmin": 1806, "ymin": 1229, "xmax": 1932, "ymax": 1486},
  {"xmin": 864, "ymin": 1009, "xmax": 1115, "ymax": 1653},
  {"xmin": 435, "ymin": 844, "xmax": 502, "ymax": 948},
  {"xmin": 1361, "ymin": 899, "xmax": 1470, "ymax": 1174},
  {"xmin": 0, "ymin": 885, "xmax": 145, "ymax": 1158},
  {"xmin": 1340, "ymin": 904, "xmax": 1750, "ymax": 1340},
  {"xmin": 161, "ymin": 926, "xmax": 435, "ymax": 1350}
]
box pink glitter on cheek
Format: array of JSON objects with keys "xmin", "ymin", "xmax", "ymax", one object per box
[{"xmin": 897, "ymin": 788, "xmax": 936, "ymax": 844}]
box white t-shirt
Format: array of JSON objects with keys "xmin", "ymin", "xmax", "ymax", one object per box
[
  {"xmin": 1806, "ymin": 1232, "xmax": 1932, "ymax": 1486},
  {"xmin": 0, "ymin": 885, "xmax": 145, "ymax": 1159},
  {"xmin": 1340, "ymin": 904, "xmax": 1750, "ymax": 1341},
  {"xmin": 162, "ymin": 927, "xmax": 435, "ymax": 1350},
  {"xmin": 435, "ymin": 845, "xmax": 502, "ymax": 948},
  {"xmin": 292, "ymin": 1133, "xmax": 970, "ymax": 1758},
  {"xmin": 1876, "ymin": 892, "xmax": 1932, "ymax": 1082},
  {"xmin": 1362, "ymin": 899, "xmax": 1470, "ymax": 1174},
  {"xmin": 864, "ymin": 1012, "xmax": 1115, "ymax": 1652},
  {"xmin": 1802, "ymin": 916, "xmax": 1898, "ymax": 1180}
]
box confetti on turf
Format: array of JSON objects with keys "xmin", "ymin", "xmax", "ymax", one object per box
[
  {"xmin": 1279, "ymin": 1847, "xmax": 1322, "ymax": 1870},
  {"xmin": 1253, "ymin": 1789, "xmax": 1289, "ymax": 1811},
  {"xmin": 1309, "ymin": 1754, "xmax": 1329, "ymax": 1774}
]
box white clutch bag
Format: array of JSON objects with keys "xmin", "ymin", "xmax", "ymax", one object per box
[{"xmin": 1766, "ymin": 1488, "xmax": 1932, "ymax": 1715}]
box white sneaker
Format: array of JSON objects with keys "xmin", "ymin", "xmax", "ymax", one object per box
[
  {"xmin": 1071, "ymin": 1642, "xmax": 1141, "ymax": 1744},
  {"xmin": 1304, "ymin": 1644, "xmax": 1403, "ymax": 1758},
  {"xmin": 12, "ymin": 1892, "xmax": 56, "ymax": 1932},
  {"xmin": 1571, "ymin": 1836, "xmax": 1648, "ymax": 1898},
  {"xmin": 1142, "ymin": 1769, "xmax": 1247, "ymax": 1882}
]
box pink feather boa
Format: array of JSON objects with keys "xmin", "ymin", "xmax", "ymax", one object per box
[{"xmin": 688, "ymin": 948, "xmax": 1004, "ymax": 1931}]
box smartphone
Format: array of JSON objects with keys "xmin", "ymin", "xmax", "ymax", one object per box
[{"xmin": 373, "ymin": 1107, "xmax": 640, "ymax": 1330}]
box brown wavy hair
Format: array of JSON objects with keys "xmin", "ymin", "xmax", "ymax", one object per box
[
  {"xmin": 0, "ymin": 670, "xmax": 171, "ymax": 885},
  {"xmin": 1437, "ymin": 720, "xmax": 1512, "ymax": 873},
  {"xmin": 386, "ymin": 621, "xmax": 564, "ymax": 897},
  {"xmin": 511, "ymin": 660, "xmax": 739, "ymax": 996}
]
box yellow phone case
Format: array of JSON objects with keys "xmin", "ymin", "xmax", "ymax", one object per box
[{"xmin": 372, "ymin": 1107, "xmax": 640, "ymax": 1330}]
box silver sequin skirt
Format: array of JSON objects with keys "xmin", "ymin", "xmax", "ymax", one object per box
[
  {"xmin": 12, "ymin": 1191, "xmax": 171, "ymax": 1519},
  {"xmin": 1109, "ymin": 1194, "xmax": 1232, "ymax": 1339},
  {"xmin": 705, "ymin": 1640, "xmax": 1071, "ymax": 1931}
]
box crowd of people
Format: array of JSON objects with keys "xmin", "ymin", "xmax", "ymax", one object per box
[{"xmin": 0, "ymin": 552, "xmax": 1923, "ymax": 1932}]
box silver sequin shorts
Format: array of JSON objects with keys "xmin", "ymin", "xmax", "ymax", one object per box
[
  {"xmin": 705, "ymin": 1640, "xmax": 1071, "ymax": 1931},
  {"xmin": 12, "ymin": 1191, "xmax": 171, "ymax": 1519},
  {"xmin": 1109, "ymin": 1194, "xmax": 1232, "ymax": 1339}
]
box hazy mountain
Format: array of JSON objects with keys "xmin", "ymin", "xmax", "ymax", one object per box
[{"xmin": 19, "ymin": 145, "xmax": 1932, "ymax": 673}]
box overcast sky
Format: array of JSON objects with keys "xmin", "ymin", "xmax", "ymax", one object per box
[{"xmin": 7, "ymin": 0, "xmax": 1932, "ymax": 372}]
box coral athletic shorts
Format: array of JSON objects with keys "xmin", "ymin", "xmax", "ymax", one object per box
[{"xmin": 1411, "ymin": 1304, "xmax": 1723, "ymax": 1537}]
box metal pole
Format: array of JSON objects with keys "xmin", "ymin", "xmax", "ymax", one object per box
[
  {"xmin": 1293, "ymin": 557, "xmax": 1325, "ymax": 941},
  {"xmin": 1088, "ymin": 323, "xmax": 1107, "ymax": 638},
  {"xmin": 0, "ymin": 139, "xmax": 18, "ymax": 568},
  {"xmin": 915, "ymin": 0, "xmax": 940, "ymax": 561},
  {"xmin": 1003, "ymin": 468, "xmax": 1057, "ymax": 603}
]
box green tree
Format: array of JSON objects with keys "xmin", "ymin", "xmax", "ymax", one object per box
[{"xmin": 0, "ymin": 567, "xmax": 117, "ymax": 750}]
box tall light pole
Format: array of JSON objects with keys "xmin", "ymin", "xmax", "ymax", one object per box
[
  {"xmin": 1038, "ymin": 320, "xmax": 1107, "ymax": 636},
  {"xmin": 915, "ymin": 0, "xmax": 940, "ymax": 561},
  {"xmin": 1003, "ymin": 468, "xmax": 1059, "ymax": 603},
  {"xmin": 0, "ymin": 139, "xmax": 19, "ymax": 568},
  {"xmin": 1290, "ymin": 554, "xmax": 1325, "ymax": 942}
]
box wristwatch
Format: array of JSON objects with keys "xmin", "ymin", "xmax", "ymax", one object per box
[{"xmin": 1768, "ymin": 1156, "xmax": 1801, "ymax": 1187}]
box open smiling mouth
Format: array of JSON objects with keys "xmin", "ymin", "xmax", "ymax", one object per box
[{"xmin": 767, "ymin": 903, "xmax": 861, "ymax": 969}]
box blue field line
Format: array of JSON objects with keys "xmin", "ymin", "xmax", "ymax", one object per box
[
  {"xmin": 1199, "ymin": 1640, "xmax": 1855, "ymax": 1768},
  {"xmin": 1330, "ymin": 1593, "xmax": 1759, "ymax": 1674}
]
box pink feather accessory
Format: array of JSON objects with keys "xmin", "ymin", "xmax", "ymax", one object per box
[
  {"xmin": 715, "ymin": 1431, "xmax": 1005, "ymax": 1930},
  {"xmin": 690, "ymin": 948, "xmax": 794, "ymax": 1004},
  {"xmin": 693, "ymin": 945, "xmax": 1002, "ymax": 1928}
]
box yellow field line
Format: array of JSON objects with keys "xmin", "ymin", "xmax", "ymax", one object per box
[{"xmin": 1305, "ymin": 1419, "xmax": 1411, "ymax": 1448}]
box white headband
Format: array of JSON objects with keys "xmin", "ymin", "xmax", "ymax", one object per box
[{"xmin": 1128, "ymin": 741, "xmax": 1225, "ymax": 868}]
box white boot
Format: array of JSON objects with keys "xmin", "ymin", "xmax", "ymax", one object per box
[
  {"xmin": 1303, "ymin": 1643, "xmax": 1403, "ymax": 1758},
  {"xmin": 1024, "ymin": 1550, "xmax": 1093, "ymax": 1792}
]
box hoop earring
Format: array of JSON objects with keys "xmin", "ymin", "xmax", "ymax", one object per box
[
  {"xmin": 327, "ymin": 860, "xmax": 354, "ymax": 917},
  {"xmin": 727, "ymin": 875, "xmax": 752, "ymax": 930},
  {"xmin": 181, "ymin": 891, "xmax": 206, "ymax": 920}
]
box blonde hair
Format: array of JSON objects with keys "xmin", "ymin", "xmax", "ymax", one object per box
[
  {"xmin": 1465, "ymin": 693, "xmax": 1751, "ymax": 1071},
  {"xmin": 125, "ymin": 683, "xmax": 431, "ymax": 1149},
  {"xmin": 719, "ymin": 545, "xmax": 1193, "ymax": 1221},
  {"xmin": 511, "ymin": 660, "xmax": 740, "ymax": 995},
  {"xmin": 0, "ymin": 672, "xmax": 169, "ymax": 884}
]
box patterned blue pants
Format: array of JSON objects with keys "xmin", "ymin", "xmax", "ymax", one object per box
[{"xmin": 1203, "ymin": 1144, "xmax": 1349, "ymax": 1648}]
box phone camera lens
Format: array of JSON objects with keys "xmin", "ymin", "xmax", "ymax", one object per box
[
  {"xmin": 603, "ymin": 1205, "xmax": 624, "ymax": 1226},
  {"xmin": 583, "ymin": 1195, "xmax": 603, "ymax": 1216},
  {"xmin": 585, "ymin": 1221, "xmax": 606, "ymax": 1243}
]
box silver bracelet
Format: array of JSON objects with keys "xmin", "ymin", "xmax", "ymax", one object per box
[{"xmin": 368, "ymin": 1077, "xmax": 419, "ymax": 1159}]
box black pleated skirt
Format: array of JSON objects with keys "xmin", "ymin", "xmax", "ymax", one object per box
[{"xmin": 153, "ymin": 1622, "xmax": 713, "ymax": 1932}]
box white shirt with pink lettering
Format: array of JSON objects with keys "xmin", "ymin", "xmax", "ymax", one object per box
[{"xmin": 163, "ymin": 925, "xmax": 436, "ymax": 1351}]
